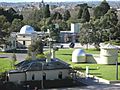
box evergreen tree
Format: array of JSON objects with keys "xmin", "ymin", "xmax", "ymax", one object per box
[
  {"xmin": 77, "ymin": 7, "xmax": 83, "ymax": 19},
  {"xmin": 63, "ymin": 10, "xmax": 71, "ymax": 21},
  {"xmin": 49, "ymin": 24, "xmax": 60, "ymax": 42},
  {"xmin": 94, "ymin": 0, "xmax": 110, "ymax": 19},
  {"xmin": 81, "ymin": 7, "xmax": 90, "ymax": 23},
  {"xmin": 43, "ymin": 4, "xmax": 50, "ymax": 18}
]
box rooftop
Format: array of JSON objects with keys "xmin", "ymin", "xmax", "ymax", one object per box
[{"xmin": 9, "ymin": 58, "xmax": 71, "ymax": 73}]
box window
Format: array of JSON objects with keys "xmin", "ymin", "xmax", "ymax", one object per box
[
  {"xmin": 58, "ymin": 72, "xmax": 62, "ymax": 79},
  {"xmin": 32, "ymin": 74, "xmax": 35, "ymax": 80},
  {"xmin": 23, "ymin": 41, "xmax": 25, "ymax": 45},
  {"xmin": 13, "ymin": 41, "xmax": 16, "ymax": 47},
  {"xmin": 43, "ymin": 72, "xmax": 46, "ymax": 80}
]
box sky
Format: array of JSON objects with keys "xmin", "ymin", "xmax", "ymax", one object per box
[{"xmin": 0, "ymin": 0, "xmax": 119, "ymax": 3}]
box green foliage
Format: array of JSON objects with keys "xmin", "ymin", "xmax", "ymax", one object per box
[
  {"xmin": 81, "ymin": 7, "xmax": 90, "ymax": 23},
  {"xmin": 58, "ymin": 20, "xmax": 68, "ymax": 31},
  {"xmin": 0, "ymin": 15, "xmax": 11, "ymax": 44},
  {"xmin": 28, "ymin": 38, "xmax": 44, "ymax": 56},
  {"xmin": 12, "ymin": 53, "xmax": 17, "ymax": 62},
  {"xmin": 63, "ymin": 10, "xmax": 71, "ymax": 21},
  {"xmin": 95, "ymin": 9, "xmax": 118, "ymax": 41},
  {"xmin": 25, "ymin": 55, "xmax": 32, "ymax": 61},
  {"xmin": 10, "ymin": 19, "xmax": 24, "ymax": 32},
  {"xmin": 51, "ymin": 12, "xmax": 62, "ymax": 21},
  {"xmin": 77, "ymin": 3, "xmax": 90, "ymax": 23},
  {"xmin": 43, "ymin": 4, "xmax": 50, "ymax": 18},
  {"xmin": 36, "ymin": 54, "xmax": 46, "ymax": 59},
  {"xmin": 93, "ymin": 0, "xmax": 110, "ymax": 19},
  {"xmin": 49, "ymin": 24, "xmax": 60, "ymax": 42},
  {"xmin": 79, "ymin": 22, "xmax": 100, "ymax": 49},
  {"xmin": 0, "ymin": 7, "xmax": 23, "ymax": 23},
  {"xmin": 77, "ymin": 7, "xmax": 83, "ymax": 19}
]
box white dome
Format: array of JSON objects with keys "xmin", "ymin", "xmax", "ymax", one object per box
[
  {"xmin": 72, "ymin": 49, "xmax": 86, "ymax": 63},
  {"xmin": 20, "ymin": 25, "xmax": 35, "ymax": 34},
  {"xmin": 72, "ymin": 49, "xmax": 86, "ymax": 56}
]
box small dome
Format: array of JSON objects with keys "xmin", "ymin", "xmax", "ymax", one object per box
[
  {"xmin": 20, "ymin": 25, "xmax": 35, "ymax": 34},
  {"xmin": 72, "ymin": 49, "xmax": 86, "ymax": 63},
  {"xmin": 72, "ymin": 49, "xmax": 86, "ymax": 56}
]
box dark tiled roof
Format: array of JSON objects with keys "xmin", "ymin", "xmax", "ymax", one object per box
[{"xmin": 14, "ymin": 58, "xmax": 71, "ymax": 72}]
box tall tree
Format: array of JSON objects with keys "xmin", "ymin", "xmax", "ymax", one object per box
[
  {"xmin": 43, "ymin": 4, "xmax": 50, "ymax": 18},
  {"xmin": 0, "ymin": 15, "xmax": 10, "ymax": 44},
  {"xmin": 28, "ymin": 38, "xmax": 44, "ymax": 55},
  {"xmin": 81, "ymin": 7, "xmax": 90, "ymax": 23},
  {"xmin": 77, "ymin": 7, "xmax": 83, "ymax": 19},
  {"xmin": 10, "ymin": 19, "xmax": 24, "ymax": 33},
  {"xmin": 63, "ymin": 10, "xmax": 71, "ymax": 21},
  {"xmin": 93, "ymin": 0, "xmax": 110, "ymax": 19},
  {"xmin": 49, "ymin": 24, "xmax": 60, "ymax": 42}
]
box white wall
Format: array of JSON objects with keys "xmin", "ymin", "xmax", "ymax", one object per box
[
  {"xmin": 71, "ymin": 23, "xmax": 80, "ymax": 33},
  {"xmin": 8, "ymin": 69, "xmax": 70, "ymax": 83},
  {"xmin": 8, "ymin": 73, "xmax": 25, "ymax": 83},
  {"xmin": 26, "ymin": 69, "xmax": 69, "ymax": 81}
]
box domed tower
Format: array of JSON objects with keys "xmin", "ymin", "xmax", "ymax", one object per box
[{"xmin": 17, "ymin": 25, "xmax": 37, "ymax": 48}]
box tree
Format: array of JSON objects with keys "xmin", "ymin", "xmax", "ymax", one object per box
[
  {"xmin": 93, "ymin": 0, "xmax": 110, "ymax": 19},
  {"xmin": 49, "ymin": 24, "xmax": 60, "ymax": 42},
  {"xmin": 4, "ymin": 8, "xmax": 23, "ymax": 23},
  {"xmin": 79, "ymin": 22, "xmax": 101, "ymax": 49},
  {"xmin": 81, "ymin": 7, "xmax": 90, "ymax": 23},
  {"xmin": 63, "ymin": 10, "xmax": 71, "ymax": 21},
  {"xmin": 58, "ymin": 20, "xmax": 68, "ymax": 31},
  {"xmin": 43, "ymin": 4, "xmax": 50, "ymax": 18},
  {"xmin": 10, "ymin": 19, "xmax": 24, "ymax": 33},
  {"xmin": 0, "ymin": 15, "xmax": 10, "ymax": 44},
  {"xmin": 51, "ymin": 12, "xmax": 62, "ymax": 21},
  {"xmin": 98, "ymin": 9, "xmax": 118, "ymax": 41},
  {"xmin": 76, "ymin": 3, "xmax": 90, "ymax": 23},
  {"xmin": 28, "ymin": 38, "xmax": 44, "ymax": 55},
  {"xmin": 77, "ymin": 7, "xmax": 83, "ymax": 19},
  {"xmin": 11, "ymin": 53, "xmax": 17, "ymax": 67}
]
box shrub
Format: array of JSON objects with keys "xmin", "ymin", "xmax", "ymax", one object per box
[
  {"xmin": 36, "ymin": 54, "xmax": 46, "ymax": 59},
  {"xmin": 25, "ymin": 56, "xmax": 32, "ymax": 60}
]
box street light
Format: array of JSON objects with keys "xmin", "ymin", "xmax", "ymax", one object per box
[
  {"xmin": 116, "ymin": 58, "xmax": 118, "ymax": 80},
  {"xmin": 38, "ymin": 62, "xmax": 44, "ymax": 89},
  {"xmin": 47, "ymin": 29, "xmax": 51, "ymax": 57}
]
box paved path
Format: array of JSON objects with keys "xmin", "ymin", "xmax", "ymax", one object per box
[
  {"xmin": 48, "ymin": 84, "xmax": 120, "ymax": 90},
  {"xmin": 0, "ymin": 53, "xmax": 27, "ymax": 62}
]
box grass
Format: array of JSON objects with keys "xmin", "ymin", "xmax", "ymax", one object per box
[
  {"xmin": 55, "ymin": 48, "xmax": 120, "ymax": 80},
  {"xmin": 0, "ymin": 48, "xmax": 120, "ymax": 80},
  {"xmin": 0, "ymin": 58, "xmax": 14, "ymax": 73}
]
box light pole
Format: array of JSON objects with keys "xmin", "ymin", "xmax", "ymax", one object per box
[
  {"xmin": 48, "ymin": 29, "xmax": 52, "ymax": 58},
  {"xmin": 116, "ymin": 58, "xmax": 118, "ymax": 80},
  {"xmin": 38, "ymin": 62, "xmax": 44, "ymax": 89}
]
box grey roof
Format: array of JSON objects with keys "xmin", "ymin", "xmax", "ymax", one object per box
[{"xmin": 13, "ymin": 58, "xmax": 71, "ymax": 72}]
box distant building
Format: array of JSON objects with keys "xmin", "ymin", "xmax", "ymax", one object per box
[
  {"xmin": 60, "ymin": 23, "xmax": 80, "ymax": 43},
  {"xmin": 0, "ymin": 23, "xmax": 80, "ymax": 51},
  {"xmin": 16, "ymin": 25, "xmax": 38, "ymax": 48}
]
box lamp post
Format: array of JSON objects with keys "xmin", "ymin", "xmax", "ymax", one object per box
[
  {"xmin": 48, "ymin": 29, "xmax": 52, "ymax": 58},
  {"xmin": 41, "ymin": 62, "xmax": 44, "ymax": 89},
  {"xmin": 38, "ymin": 62, "xmax": 44, "ymax": 89},
  {"xmin": 116, "ymin": 58, "xmax": 118, "ymax": 80}
]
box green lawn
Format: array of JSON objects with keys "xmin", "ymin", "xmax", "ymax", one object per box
[
  {"xmin": 0, "ymin": 58, "xmax": 13, "ymax": 72},
  {"xmin": 0, "ymin": 48, "xmax": 120, "ymax": 80},
  {"xmin": 55, "ymin": 48, "xmax": 120, "ymax": 80}
]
